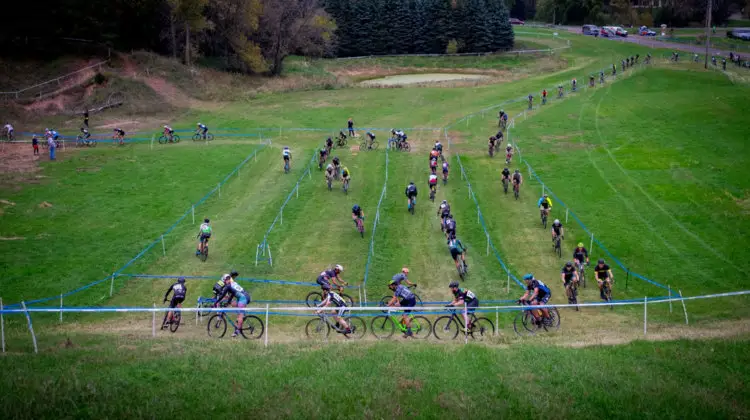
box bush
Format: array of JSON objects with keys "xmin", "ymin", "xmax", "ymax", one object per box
[{"xmin": 446, "ymin": 40, "xmax": 459, "ymax": 55}]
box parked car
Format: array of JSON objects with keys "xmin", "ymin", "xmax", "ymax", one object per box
[
  {"xmin": 611, "ymin": 26, "xmax": 629, "ymax": 37},
  {"xmin": 600, "ymin": 27, "xmax": 617, "ymax": 38},
  {"xmin": 510, "ymin": 18, "xmax": 525, "ymax": 25},
  {"xmin": 728, "ymin": 28, "xmax": 750, "ymax": 41},
  {"xmin": 582, "ymin": 24, "xmax": 600, "ymax": 37},
  {"xmin": 639, "ymin": 26, "xmax": 656, "ymax": 36}
]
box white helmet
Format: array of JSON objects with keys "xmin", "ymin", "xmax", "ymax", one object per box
[
  {"xmin": 554, "ymin": 219, "xmax": 560, "ymax": 224},
  {"xmin": 222, "ymin": 273, "xmax": 231, "ymax": 281},
  {"xmin": 335, "ymin": 264, "xmax": 344, "ymax": 272},
  {"xmin": 327, "ymin": 164, "xmax": 333, "ymax": 170},
  {"xmin": 197, "ymin": 122, "xmax": 201, "ymax": 126},
  {"xmin": 442, "ymin": 200, "xmax": 447, "ymax": 204},
  {"xmin": 164, "ymin": 125, "xmax": 168, "ymax": 129},
  {"xmin": 507, "ymin": 144, "xmax": 511, "ymax": 148}
]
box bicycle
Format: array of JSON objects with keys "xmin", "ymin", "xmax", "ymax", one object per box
[
  {"xmin": 305, "ymin": 290, "xmax": 355, "ymax": 308},
  {"xmin": 326, "ymin": 176, "xmax": 333, "ymax": 191},
  {"xmin": 396, "ymin": 140, "xmax": 411, "ymax": 152},
  {"xmin": 112, "ymin": 135, "xmax": 125, "ymax": 146},
  {"xmin": 198, "ymin": 237, "xmax": 209, "ymax": 262},
  {"xmin": 456, "ymin": 259, "xmax": 468, "ymax": 280},
  {"xmin": 488, "ymin": 143, "xmax": 494, "ymax": 158},
  {"xmin": 499, "ymin": 119, "xmax": 507, "ymax": 130},
  {"xmin": 206, "ymin": 309, "xmax": 264, "ymax": 339},
  {"xmin": 3, "ymin": 131, "xmax": 14, "ymax": 142},
  {"xmin": 576, "ymin": 262, "xmax": 587, "ymax": 288},
  {"xmin": 158, "ymin": 134, "xmax": 180, "ymax": 144},
  {"xmin": 370, "ymin": 310, "xmax": 431, "ymax": 339},
  {"xmin": 336, "ymin": 136, "xmax": 348, "ymax": 148},
  {"xmin": 284, "ymin": 160, "xmax": 290, "ymax": 174},
  {"xmin": 305, "ymin": 312, "xmax": 366, "ymax": 339},
  {"xmin": 354, "ymin": 216, "xmax": 365, "ymax": 238},
  {"xmin": 513, "ymin": 181, "xmax": 520, "ymax": 200},
  {"xmin": 553, "ymin": 235, "xmax": 562, "ymax": 258},
  {"xmin": 513, "ymin": 300, "xmax": 560, "ymax": 336},
  {"xmin": 343, "ymin": 178, "xmax": 350, "ymax": 194},
  {"xmin": 429, "ymin": 187, "xmax": 436, "ymax": 202},
  {"xmin": 565, "ymin": 281, "xmax": 579, "ymax": 311},
  {"xmin": 161, "ymin": 305, "xmax": 182, "ymax": 333},
  {"xmin": 602, "ymin": 280, "xmax": 613, "ymax": 309},
  {"xmin": 502, "ymin": 177, "xmax": 509, "ymax": 194},
  {"xmin": 442, "ymin": 171, "xmax": 448, "ymax": 186},
  {"xmin": 408, "ymin": 197, "xmax": 416, "ymax": 215},
  {"xmin": 192, "ymin": 132, "xmax": 214, "ymax": 141},
  {"xmin": 76, "ymin": 135, "xmax": 96, "ymax": 147},
  {"xmin": 541, "ymin": 210, "xmax": 548, "ymax": 229},
  {"xmin": 433, "ymin": 309, "xmax": 494, "ymax": 340},
  {"xmin": 360, "ymin": 139, "xmax": 378, "ymax": 151}
]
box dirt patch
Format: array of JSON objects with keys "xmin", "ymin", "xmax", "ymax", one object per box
[
  {"xmin": 397, "ymin": 378, "xmax": 423, "ymax": 391},
  {"xmin": 38, "ymin": 201, "xmax": 53, "ymax": 208},
  {"xmin": 0, "ymin": 143, "xmax": 42, "ymax": 176},
  {"xmin": 0, "ymin": 199, "xmax": 16, "ymax": 206},
  {"xmin": 360, "ymin": 73, "xmax": 492, "ymax": 87},
  {"xmin": 0, "ymin": 236, "xmax": 25, "ymax": 240}
]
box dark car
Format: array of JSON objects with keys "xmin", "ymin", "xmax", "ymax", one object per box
[
  {"xmin": 639, "ymin": 26, "xmax": 656, "ymax": 36},
  {"xmin": 728, "ymin": 28, "xmax": 750, "ymax": 41},
  {"xmin": 582, "ymin": 24, "xmax": 600, "ymax": 37},
  {"xmin": 510, "ymin": 18, "xmax": 525, "ymax": 25}
]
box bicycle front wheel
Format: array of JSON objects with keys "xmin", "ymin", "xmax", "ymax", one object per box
[
  {"xmin": 172, "ymin": 134, "xmax": 181, "ymax": 143},
  {"xmin": 470, "ymin": 317, "xmax": 495, "ymax": 340},
  {"xmin": 370, "ymin": 316, "xmax": 395, "ymax": 339},
  {"xmin": 345, "ymin": 317, "xmax": 366, "ymax": 339},
  {"xmin": 433, "ymin": 316, "xmax": 459, "ymax": 340},
  {"xmin": 206, "ymin": 133, "xmax": 214, "ymax": 141},
  {"xmin": 410, "ymin": 316, "xmax": 432, "ymax": 339},
  {"xmin": 305, "ymin": 291, "xmax": 323, "ymax": 308},
  {"xmin": 340, "ymin": 293, "xmax": 355, "ymax": 307},
  {"xmin": 240, "ymin": 315, "xmax": 264, "ymax": 339},
  {"xmin": 158, "ymin": 135, "xmax": 168, "ymax": 144},
  {"xmin": 192, "ymin": 133, "xmax": 201, "ymax": 141},
  {"xmin": 542, "ymin": 308, "xmax": 561, "ymax": 332},
  {"xmin": 169, "ymin": 311, "xmax": 181, "ymax": 333},
  {"xmin": 513, "ymin": 312, "xmax": 536, "ymax": 336},
  {"xmin": 305, "ymin": 317, "xmax": 330, "ymax": 339},
  {"xmin": 207, "ymin": 314, "xmax": 227, "ymax": 338},
  {"xmin": 369, "ymin": 140, "xmax": 379, "ymax": 150}
]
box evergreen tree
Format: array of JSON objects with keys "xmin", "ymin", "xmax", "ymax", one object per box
[
  {"xmin": 461, "ymin": 0, "xmax": 494, "ymax": 53},
  {"xmin": 487, "ymin": 0, "xmax": 514, "ymax": 51}
]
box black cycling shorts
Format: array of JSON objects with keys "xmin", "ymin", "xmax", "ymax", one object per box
[
  {"xmin": 283, "ymin": 155, "xmax": 289, "ymax": 161},
  {"xmin": 200, "ymin": 233, "xmax": 211, "ymax": 241},
  {"xmin": 450, "ymin": 248, "xmax": 462, "ymax": 260},
  {"xmin": 466, "ymin": 299, "xmax": 479, "ymax": 314},
  {"xmin": 400, "ymin": 297, "xmax": 416, "ymax": 312},
  {"xmin": 169, "ymin": 296, "xmax": 185, "ymax": 308}
]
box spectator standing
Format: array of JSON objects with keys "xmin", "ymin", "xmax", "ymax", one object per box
[
  {"xmin": 32, "ymin": 136, "xmax": 39, "ymax": 156},
  {"xmin": 83, "ymin": 110, "xmax": 89, "ymax": 128},
  {"xmin": 347, "ymin": 118, "xmax": 354, "ymax": 137},
  {"xmin": 47, "ymin": 135, "xmax": 56, "ymax": 160}
]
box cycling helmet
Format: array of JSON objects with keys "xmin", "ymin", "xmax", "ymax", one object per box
[
  {"xmin": 164, "ymin": 125, "xmax": 168, "ymax": 129},
  {"xmin": 543, "ymin": 194, "xmax": 548, "ymax": 198},
  {"xmin": 500, "ymin": 109, "xmax": 504, "ymax": 113},
  {"xmin": 507, "ymin": 143, "xmax": 511, "ymax": 148},
  {"xmin": 283, "ymin": 146, "xmax": 289, "ymax": 149},
  {"xmin": 489, "ymin": 136, "xmax": 496, "ymax": 141},
  {"xmin": 327, "ymin": 137, "xmax": 332, "ymax": 142},
  {"xmin": 409, "ymin": 181, "xmax": 414, "ymax": 185},
  {"xmin": 222, "ymin": 274, "xmax": 231, "ymax": 281},
  {"xmin": 523, "ymin": 274, "xmax": 534, "ymax": 281},
  {"xmin": 448, "ymin": 281, "xmax": 459, "ymax": 288},
  {"xmin": 326, "ymin": 164, "xmax": 333, "ymax": 170},
  {"xmin": 554, "ymin": 219, "xmax": 560, "ymax": 225},
  {"xmin": 515, "ymin": 169, "xmax": 520, "ymax": 173},
  {"xmin": 197, "ymin": 123, "xmax": 201, "ymax": 126},
  {"xmin": 565, "ymin": 261, "xmax": 573, "ymax": 268},
  {"xmin": 204, "ymin": 218, "xmax": 210, "ymax": 223},
  {"xmin": 577, "ymin": 242, "xmax": 584, "ymax": 248},
  {"xmin": 230, "ymin": 270, "xmax": 239, "ymax": 277},
  {"xmin": 442, "ymin": 200, "xmax": 447, "ymax": 204},
  {"xmin": 352, "ymin": 204, "xmax": 360, "ymax": 212},
  {"xmin": 597, "ymin": 259, "xmax": 605, "ymax": 264},
  {"xmin": 178, "ymin": 276, "xmax": 186, "ymax": 283},
  {"xmin": 333, "ymin": 156, "xmax": 339, "ymax": 161},
  {"xmin": 402, "ymin": 267, "xmax": 409, "ymax": 274},
  {"xmin": 335, "ymin": 264, "xmax": 344, "ymax": 273},
  {"xmin": 388, "ymin": 279, "xmax": 397, "ymax": 286}
]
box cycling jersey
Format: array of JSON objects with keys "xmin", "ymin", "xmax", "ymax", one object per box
[
  {"xmin": 561, "ymin": 267, "xmax": 576, "ymax": 283},
  {"xmin": 512, "ymin": 173, "xmax": 522, "ymax": 183},
  {"xmin": 442, "ymin": 162, "xmax": 449, "ymax": 173},
  {"xmin": 538, "ymin": 197, "xmax": 552, "ymax": 209},
  {"xmin": 453, "ymin": 288, "xmax": 477, "ymax": 305},
  {"xmin": 429, "ymin": 174, "xmax": 438, "ymax": 185},
  {"xmin": 326, "ymin": 139, "xmax": 333, "ymax": 147},
  {"xmin": 573, "ymin": 247, "xmax": 588, "ymax": 261},
  {"xmin": 391, "ymin": 273, "xmax": 408, "ymax": 285},
  {"xmin": 405, "ymin": 185, "xmax": 417, "ymax": 197},
  {"xmin": 435, "ymin": 142, "xmax": 443, "ymax": 152},
  {"xmin": 395, "ymin": 130, "xmax": 405, "ymax": 138},
  {"xmin": 495, "ymin": 131, "xmax": 504, "ymax": 140},
  {"xmin": 527, "ymin": 279, "xmax": 551, "ymax": 297},
  {"xmin": 430, "ymin": 158, "xmax": 438, "ymax": 168},
  {"xmin": 4, "ymin": 124, "xmax": 13, "ymax": 132},
  {"xmin": 552, "ymin": 223, "xmax": 563, "ymax": 234},
  {"xmin": 449, "ymin": 238, "xmax": 465, "ymax": 253},
  {"xmin": 164, "ymin": 282, "xmax": 187, "ymax": 301},
  {"xmin": 212, "ymin": 279, "xmax": 226, "ymax": 296},
  {"xmin": 325, "ymin": 291, "xmax": 347, "ymax": 308},
  {"xmin": 114, "ymin": 129, "xmax": 125, "ymax": 136},
  {"xmin": 595, "ymin": 264, "xmax": 611, "ymax": 280},
  {"xmin": 352, "ymin": 207, "xmax": 362, "ymax": 217},
  {"xmin": 216, "ymin": 281, "xmax": 250, "ymax": 305},
  {"xmin": 320, "ymin": 149, "xmax": 326, "ymax": 156},
  {"xmin": 164, "ymin": 127, "xmax": 173, "ymax": 133},
  {"xmin": 342, "ymin": 168, "xmax": 350, "ymax": 178},
  {"xmin": 198, "ymin": 124, "xmax": 207, "ymax": 131},
  {"xmin": 445, "ymin": 218, "xmax": 456, "ymax": 232},
  {"xmin": 394, "ymin": 284, "xmax": 415, "ymax": 301},
  {"xmin": 199, "ymin": 223, "xmax": 212, "ymax": 235},
  {"xmin": 282, "ymin": 149, "xmax": 291, "ymax": 158},
  {"xmin": 506, "ymin": 146, "xmax": 513, "ymax": 154},
  {"xmin": 367, "ymin": 132, "xmax": 375, "ymax": 140},
  {"xmin": 439, "ymin": 204, "xmax": 451, "ymax": 217}
]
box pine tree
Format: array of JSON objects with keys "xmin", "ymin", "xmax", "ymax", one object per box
[
  {"xmin": 488, "ymin": 0, "xmax": 514, "ymax": 51},
  {"xmin": 461, "ymin": 0, "xmax": 494, "ymax": 53}
]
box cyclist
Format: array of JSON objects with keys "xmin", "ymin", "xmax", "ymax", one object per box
[
  {"xmin": 571, "ymin": 78, "xmax": 577, "ymax": 92},
  {"xmin": 646, "ymin": 53, "xmax": 652, "ymax": 64},
  {"xmin": 32, "ymin": 135, "xmax": 39, "ymax": 155},
  {"xmin": 213, "ymin": 273, "xmax": 231, "ymax": 300},
  {"xmin": 429, "ymin": 157, "xmax": 438, "ymax": 175},
  {"xmin": 438, "ymin": 200, "xmax": 451, "ymax": 231},
  {"xmin": 505, "ymin": 143, "xmax": 513, "ymax": 164},
  {"xmin": 214, "ymin": 273, "xmax": 251, "ymax": 337},
  {"xmin": 519, "ymin": 273, "xmax": 552, "ymax": 327},
  {"xmin": 573, "ymin": 242, "xmax": 590, "ymax": 268},
  {"xmin": 512, "ymin": 169, "xmax": 523, "ymax": 193},
  {"xmin": 326, "ymin": 137, "xmax": 333, "ymax": 154},
  {"xmin": 589, "ymin": 75, "xmax": 595, "ymax": 87},
  {"xmin": 405, "ymin": 181, "xmax": 418, "ymax": 211},
  {"xmin": 365, "ymin": 131, "xmax": 376, "ymax": 150},
  {"xmin": 557, "ymin": 84, "xmax": 564, "ymax": 98},
  {"xmin": 488, "ymin": 136, "xmax": 497, "ymax": 155},
  {"xmin": 316, "ymin": 264, "xmax": 346, "ymax": 295},
  {"xmin": 444, "ymin": 213, "xmax": 457, "ymax": 241},
  {"xmin": 538, "ymin": 194, "xmax": 552, "ymax": 220},
  {"xmin": 332, "ymin": 156, "xmax": 341, "ymax": 179},
  {"xmin": 163, "ymin": 276, "xmax": 187, "ymax": 327},
  {"xmin": 351, "ymin": 204, "xmax": 364, "ymax": 229},
  {"xmin": 448, "ymin": 237, "xmax": 468, "ymax": 271},
  {"xmin": 4, "ymin": 123, "xmax": 14, "ymax": 140},
  {"xmin": 338, "ymin": 130, "xmax": 347, "ymax": 144},
  {"xmin": 594, "ymin": 259, "xmax": 614, "ymax": 300},
  {"xmin": 495, "ymin": 129, "xmax": 504, "ymax": 143},
  {"xmin": 196, "ymin": 122, "xmax": 208, "ymax": 139},
  {"xmin": 501, "ymin": 166, "xmax": 511, "ymax": 189},
  {"xmin": 560, "ymin": 261, "xmax": 579, "ymax": 301},
  {"xmin": 527, "ymin": 94, "xmax": 533, "ymax": 110},
  {"xmin": 79, "ymin": 127, "xmax": 91, "ymax": 142},
  {"xmin": 391, "ymin": 267, "xmax": 416, "ymax": 288},
  {"xmin": 428, "ymin": 173, "xmax": 438, "ymax": 196},
  {"xmin": 196, "ymin": 218, "xmax": 212, "ymax": 256},
  {"xmin": 542, "ymin": 89, "xmax": 548, "ymax": 105},
  {"xmin": 447, "ymin": 281, "xmax": 478, "ymax": 328},
  {"xmin": 612, "ymin": 63, "xmax": 617, "ymax": 76},
  {"xmin": 163, "ymin": 125, "xmax": 174, "ymax": 142},
  {"xmin": 385, "ymin": 279, "xmax": 417, "ymax": 338},
  {"xmin": 498, "ymin": 109, "xmax": 508, "ymax": 128},
  {"xmin": 325, "ymin": 164, "xmax": 335, "ymax": 187},
  {"xmin": 599, "ymin": 70, "xmax": 605, "ymax": 84},
  {"xmin": 342, "ymin": 166, "xmax": 351, "ymax": 190},
  {"xmin": 318, "ymin": 147, "xmax": 327, "ymax": 169},
  {"xmin": 317, "ymin": 288, "xmax": 351, "ymax": 335},
  {"xmin": 551, "ymin": 219, "xmax": 564, "ymax": 244},
  {"xmin": 282, "ymin": 146, "xmax": 292, "ymax": 171},
  {"xmin": 113, "ymin": 128, "xmax": 125, "ymax": 145},
  {"xmin": 441, "ymin": 160, "xmax": 449, "ymax": 182},
  {"xmin": 434, "ymin": 140, "xmax": 443, "ymax": 157}
]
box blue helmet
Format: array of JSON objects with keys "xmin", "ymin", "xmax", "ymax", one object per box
[
  {"xmin": 523, "ymin": 273, "xmax": 534, "ymax": 281},
  {"xmin": 178, "ymin": 277, "xmax": 186, "ymax": 283},
  {"xmin": 352, "ymin": 204, "xmax": 360, "ymax": 213}
]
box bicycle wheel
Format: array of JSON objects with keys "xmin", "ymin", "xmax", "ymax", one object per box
[
  {"xmin": 169, "ymin": 310, "xmax": 181, "ymax": 333},
  {"xmin": 173, "ymin": 134, "xmax": 181, "ymax": 143},
  {"xmin": 555, "ymin": 240, "xmax": 562, "ymax": 258},
  {"xmin": 378, "ymin": 296, "xmax": 392, "ymax": 313},
  {"xmin": 513, "ymin": 311, "xmax": 537, "ymax": 336},
  {"xmin": 90, "ymin": 140, "xmax": 97, "ymax": 147},
  {"xmin": 305, "ymin": 317, "xmax": 330, "ymax": 339},
  {"xmin": 410, "ymin": 316, "xmax": 432, "ymax": 339},
  {"xmin": 370, "ymin": 316, "xmax": 395, "ymax": 339},
  {"xmin": 192, "ymin": 133, "xmax": 201, "ymax": 141},
  {"xmin": 305, "ymin": 291, "xmax": 323, "ymax": 308},
  {"xmin": 503, "ymin": 180, "xmax": 508, "ymax": 194},
  {"xmin": 470, "ymin": 317, "xmax": 495, "ymax": 340},
  {"xmin": 432, "ymin": 316, "xmax": 459, "ymax": 340},
  {"xmin": 369, "ymin": 140, "xmax": 379, "ymax": 150},
  {"xmin": 542, "ymin": 215, "xmax": 547, "ymax": 229},
  {"xmin": 344, "ymin": 317, "xmax": 366, "ymax": 339},
  {"xmin": 542, "ymin": 308, "xmax": 561, "ymax": 332},
  {"xmin": 158, "ymin": 135, "xmax": 168, "ymax": 144},
  {"xmin": 240, "ymin": 315, "xmax": 264, "ymax": 339},
  {"xmin": 201, "ymin": 245, "xmax": 209, "ymax": 262},
  {"xmin": 360, "ymin": 140, "xmax": 369, "ymax": 151},
  {"xmin": 206, "ymin": 133, "xmax": 214, "ymax": 141},
  {"xmin": 207, "ymin": 314, "xmax": 227, "ymax": 338},
  {"xmin": 340, "ymin": 293, "xmax": 355, "ymax": 307},
  {"xmin": 580, "ymin": 269, "xmax": 586, "ymax": 288},
  {"xmin": 198, "ymin": 301, "xmax": 213, "ymax": 317},
  {"xmin": 514, "ymin": 185, "xmax": 519, "ymax": 200}
]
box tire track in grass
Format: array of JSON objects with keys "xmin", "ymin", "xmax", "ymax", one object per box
[{"xmin": 591, "ymin": 92, "xmax": 743, "ymax": 274}]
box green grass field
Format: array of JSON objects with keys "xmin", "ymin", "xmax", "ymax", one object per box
[{"xmin": 1, "ymin": 29, "xmax": 749, "ymax": 418}]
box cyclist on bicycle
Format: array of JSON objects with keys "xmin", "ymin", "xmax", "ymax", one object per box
[
  {"xmin": 542, "ymin": 89, "xmax": 547, "ymax": 105},
  {"xmin": 351, "ymin": 204, "xmax": 364, "ymax": 228},
  {"xmin": 79, "ymin": 127, "xmax": 91, "ymax": 141},
  {"xmin": 385, "ymin": 279, "xmax": 417, "ymax": 338},
  {"xmin": 434, "ymin": 140, "xmax": 443, "ymax": 156},
  {"xmin": 196, "ymin": 218, "xmax": 212, "ymax": 256},
  {"xmin": 538, "ymin": 194, "xmax": 552, "ymax": 219},
  {"xmin": 571, "ymin": 78, "xmax": 577, "ymax": 92},
  {"xmin": 113, "ymin": 128, "xmax": 125, "ymax": 144},
  {"xmin": 317, "ymin": 288, "xmax": 352, "ymax": 334},
  {"xmin": 560, "ymin": 262, "xmax": 579, "ymax": 301},
  {"xmin": 332, "ymin": 156, "xmax": 341, "ymax": 178},
  {"xmin": 573, "ymin": 243, "xmax": 589, "ymax": 267},
  {"xmin": 3, "ymin": 123, "xmax": 13, "ymax": 139},
  {"xmin": 342, "ymin": 166, "xmax": 351, "ymax": 187},
  {"xmin": 163, "ymin": 125, "xmax": 174, "ymax": 142},
  {"xmin": 391, "ymin": 267, "xmax": 416, "ymax": 288},
  {"xmin": 501, "ymin": 167, "xmax": 511, "ymax": 184},
  {"xmin": 163, "ymin": 276, "xmax": 187, "ymax": 327},
  {"xmin": 557, "ymin": 84, "xmax": 564, "ymax": 98},
  {"xmin": 488, "ymin": 136, "xmax": 497, "ymax": 154},
  {"xmin": 319, "ymin": 147, "xmax": 327, "ymax": 168},
  {"xmin": 214, "ymin": 273, "xmax": 251, "ymax": 337},
  {"xmin": 594, "ymin": 259, "xmax": 614, "ymax": 300},
  {"xmin": 448, "ymin": 281, "xmax": 478, "ymax": 328},
  {"xmin": 505, "ymin": 143, "xmax": 513, "ymax": 163},
  {"xmin": 512, "ymin": 169, "xmax": 523, "ymax": 191},
  {"xmin": 405, "ymin": 181, "xmax": 418, "ymax": 210},
  {"xmin": 282, "ymin": 146, "xmax": 292, "ymax": 170},
  {"xmin": 365, "ymin": 131, "xmax": 375, "ymax": 149},
  {"xmin": 196, "ymin": 122, "xmax": 208, "ymax": 139},
  {"xmin": 428, "ymin": 173, "xmax": 438, "ymax": 195},
  {"xmin": 599, "ymin": 70, "xmax": 605, "ymax": 84},
  {"xmin": 528, "ymin": 93, "xmax": 533, "ymax": 110},
  {"xmin": 429, "ymin": 157, "xmax": 438, "ymax": 175},
  {"xmin": 498, "ymin": 109, "xmax": 508, "ymax": 127},
  {"xmin": 520, "ymin": 274, "xmax": 552, "ymax": 327},
  {"xmin": 495, "ymin": 129, "xmax": 504, "ymax": 142},
  {"xmin": 325, "ymin": 137, "xmax": 333, "ymax": 154},
  {"xmin": 339, "ymin": 130, "xmax": 348, "ymax": 143},
  {"xmin": 441, "ymin": 160, "xmax": 449, "ymax": 181},
  {"xmin": 448, "ymin": 237, "xmax": 468, "ymax": 271},
  {"xmin": 438, "ymin": 200, "xmax": 451, "ymax": 231},
  {"xmin": 325, "ymin": 164, "xmax": 335, "ymax": 185},
  {"xmin": 551, "ymin": 219, "xmax": 564, "ymax": 244},
  {"xmin": 444, "ymin": 214, "xmax": 457, "ymax": 241}
]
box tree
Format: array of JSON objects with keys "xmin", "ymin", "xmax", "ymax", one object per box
[
  {"xmin": 204, "ymin": 0, "xmax": 266, "ymax": 72},
  {"xmin": 259, "ymin": 0, "xmax": 335, "ymax": 75},
  {"xmin": 168, "ymin": 0, "xmax": 209, "ymax": 65}
]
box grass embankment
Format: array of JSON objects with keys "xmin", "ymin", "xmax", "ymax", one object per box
[{"xmin": 0, "ymin": 334, "xmax": 748, "ymax": 419}]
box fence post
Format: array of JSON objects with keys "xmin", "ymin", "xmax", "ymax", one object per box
[
  {"xmin": 255, "ymin": 244, "xmax": 260, "ymax": 266},
  {"xmin": 495, "ymin": 307, "xmax": 499, "ymax": 336},
  {"xmin": 668, "ymin": 285, "xmax": 673, "ymax": 313},
  {"xmin": 565, "ymin": 208, "xmax": 569, "ymax": 223},
  {"xmin": 280, "ymin": 209, "xmax": 283, "ymax": 225},
  {"xmin": 264, "ymin": 304, "xmax": 270, "ymax": 348},
  {"xmin": 0, "ymin": 297, "xmax": 4, "ymax": 353},
  {"xmin": 21, "ymin": 301, "xmax": 38, "ymax": 354},
  {"xmin": 506, "ymin": 273, "xmax": 510, "ymax": 294},
  {"xmin": 486, "ymin": 233, "xmax": 490, "ymax": 256},
  {"xmin": 150, "ymin": 135, "xmax": 154, "ymax": 150},
  {"xmin": 477, "ymin": 208, "xmax": 480, "ymax": 224},
  {"xmin": 59, "ymin": 293, "xmax": 63, "ymax": 323},
  {"xmin": 643, "ymin": 296, "xmax": 648, "ymax": 336},
  {"xmin": 590, "ymin": 233, "xmax": 594, "ymax": 253},
  {"xmin": 218, "ymin": 183, "xmax": 221, "ymax": 198},
  {"xmin": 192, "ymin": 205, "xmax": 195, "ymax": 224},
  {"xmin": 679, "ymin": 289, "xmax": 689, "ymax": 325},
  {"xmin": 161, "ymin": 235, "xmax": 166, "ymax": 256},
  {"xmin": 110, "ymin": 273, "xmax": 115, "ymax": 297},
  {"xmin": 296, "ymin": 184, "xmax": 299, "ymax": 199},
  {"xmin": 268, "ymin": 245, "xmax": 273, "ymax": 267},
  {"xmin": 152, "ymin": 303, "xmax": 156, "ymax": 337},
  {"xmin": 464, "ymin": 301, "xmax": 468, "ymax": 345}
]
